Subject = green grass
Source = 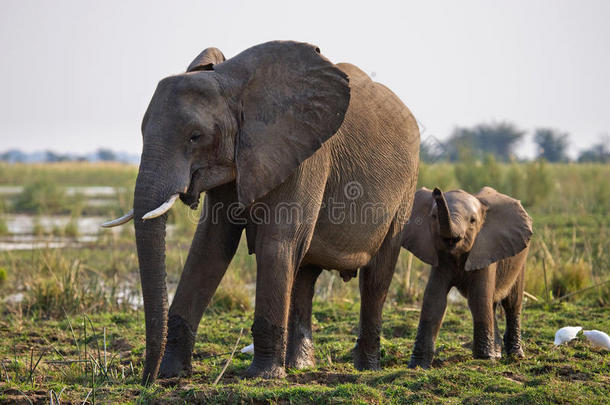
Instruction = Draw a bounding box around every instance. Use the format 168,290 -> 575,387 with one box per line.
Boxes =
0,161 -> 609,403
0,301 -> 608,404
0,162 -> 137,187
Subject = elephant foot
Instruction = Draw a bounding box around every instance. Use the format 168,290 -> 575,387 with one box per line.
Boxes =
473,325 -> 499,360
286,337 -> 315,369
159,315 -> 195,378
504,334 -> 524,358
408,350 -> 433,369
352,338 -> 380,371
245,362 -> 286,379
159,350 -> 191,378
473,350 -> 501,360
506,345 -> 525,358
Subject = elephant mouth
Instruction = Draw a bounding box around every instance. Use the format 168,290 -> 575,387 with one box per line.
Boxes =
179,168 -> 205,209
443,236 -> 462,249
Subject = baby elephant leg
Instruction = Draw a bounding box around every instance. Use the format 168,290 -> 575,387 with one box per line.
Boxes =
493,303 -> 503,357
468,268 -> 500,360
501,269 -> 525,357
408,267 -> 451,369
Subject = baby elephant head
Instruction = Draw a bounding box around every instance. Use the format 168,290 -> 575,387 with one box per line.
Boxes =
403,186 -> 532,270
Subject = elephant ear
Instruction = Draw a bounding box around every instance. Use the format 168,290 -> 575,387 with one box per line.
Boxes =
402,188 -> 438,266
187,47 -> 226,72
215,41 -> 350,205
465,187 -> 533,271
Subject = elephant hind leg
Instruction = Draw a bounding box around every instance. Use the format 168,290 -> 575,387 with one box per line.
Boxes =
286,264 -> 323,369
353,220 -> 402,371
493,303 -> 503,357
501,267 -> 525,357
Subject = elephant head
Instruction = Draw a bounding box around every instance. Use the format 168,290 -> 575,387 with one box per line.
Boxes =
402,186 -> 532,270
101,41 -> 350,384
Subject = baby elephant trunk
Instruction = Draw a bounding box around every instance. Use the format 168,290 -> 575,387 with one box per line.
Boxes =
433,187 -> 454,239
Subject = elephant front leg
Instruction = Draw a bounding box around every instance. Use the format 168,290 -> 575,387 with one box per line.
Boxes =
286,265 -> 322,369
246,241 -> 298,379
160,188 -> 243,378
408,267 -> 451,369
468,267 -> 499,360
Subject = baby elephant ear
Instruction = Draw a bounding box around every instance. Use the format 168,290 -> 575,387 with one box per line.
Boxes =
465,187 -> 533,271
187,47 -> 226,72
402,188 -> 438,266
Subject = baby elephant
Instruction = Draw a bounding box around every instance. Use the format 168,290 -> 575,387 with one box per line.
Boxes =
402,187 -> 533,368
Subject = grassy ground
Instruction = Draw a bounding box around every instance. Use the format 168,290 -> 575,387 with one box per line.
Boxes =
0,162 -> 609,403
0,300 -> 608,404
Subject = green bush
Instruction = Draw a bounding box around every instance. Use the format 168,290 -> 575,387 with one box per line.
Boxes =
454,154 -> 502,193
523,160 -> 553,208
64,217 -> 79,238
13,180 -> 68,214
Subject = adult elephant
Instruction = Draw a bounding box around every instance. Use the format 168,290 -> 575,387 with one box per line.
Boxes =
103,41 -> 420,384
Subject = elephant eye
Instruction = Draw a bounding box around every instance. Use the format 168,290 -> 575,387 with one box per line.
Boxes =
470,217 -> 476,224
189,133 -> 202,144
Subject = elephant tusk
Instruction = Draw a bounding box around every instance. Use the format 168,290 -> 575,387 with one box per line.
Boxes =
142,194 -> 180,220
100,209 -> 134,228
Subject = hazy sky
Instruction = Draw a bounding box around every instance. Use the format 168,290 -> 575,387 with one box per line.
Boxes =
1,0 -> 609,158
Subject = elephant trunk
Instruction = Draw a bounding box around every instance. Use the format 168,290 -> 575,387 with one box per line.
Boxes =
133,155 -> 185,385
433,188 -> 454,239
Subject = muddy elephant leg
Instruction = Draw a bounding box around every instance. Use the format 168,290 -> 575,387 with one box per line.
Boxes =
493,303 -> 503,357
408,267 -> 451,369
502,268 -> 525,357
467,267 -> 499,360
246,237 -> 305,379
286,264 -> 323,369
353,223 -> 402,371
160,187 -> 244,378
246,211 -> 320,378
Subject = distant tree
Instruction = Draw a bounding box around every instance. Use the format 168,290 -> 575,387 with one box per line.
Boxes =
578,134 -> 610,163
443,122 -> 525,162
534,128 -> 570,162
96,148 -> 117,161
44,151 -> 69,162
0,149 -> 27,163
419,135 -> 444,163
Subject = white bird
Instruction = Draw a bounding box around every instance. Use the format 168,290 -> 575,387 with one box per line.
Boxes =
582,330 -> 610,350
240,343 -> 254,355
554,326 -> 582,345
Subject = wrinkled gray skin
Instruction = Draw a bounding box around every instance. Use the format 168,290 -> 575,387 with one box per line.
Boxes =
402,187 -> 532,368
133,41 -> 419,384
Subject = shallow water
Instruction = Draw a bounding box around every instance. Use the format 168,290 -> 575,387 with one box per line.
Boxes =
0,234 -> 98,251
0,214 -> 116,251
5,214 -> 108,235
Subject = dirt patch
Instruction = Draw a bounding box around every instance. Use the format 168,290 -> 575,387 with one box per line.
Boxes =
110,337 -> 133,351
286,370 -> 358,385
502,371 -> 527,384
557,365 -> 592,381
0,389 -> 47,405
